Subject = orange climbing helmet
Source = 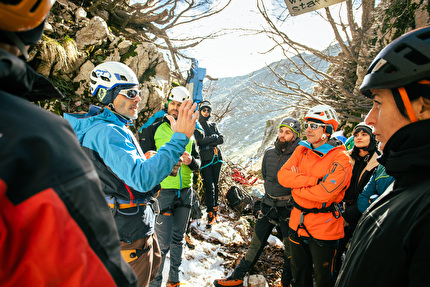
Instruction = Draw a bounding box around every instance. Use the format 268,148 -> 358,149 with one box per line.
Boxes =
0,0 -> 55,32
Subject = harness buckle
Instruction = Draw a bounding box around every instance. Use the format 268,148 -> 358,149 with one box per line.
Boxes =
333,203 -> 342,219
299,212 -> 305,227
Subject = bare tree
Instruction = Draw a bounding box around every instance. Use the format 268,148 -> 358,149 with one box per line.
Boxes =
203,79 -> 235,123
85,0 -> 232,83
255,0 -> 427,123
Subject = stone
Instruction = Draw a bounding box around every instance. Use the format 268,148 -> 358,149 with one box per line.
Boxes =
248,274 -> 269,287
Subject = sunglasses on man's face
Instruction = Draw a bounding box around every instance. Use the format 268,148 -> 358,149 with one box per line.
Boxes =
201,108 -> 211,113
304,123 -> 325,130
118,88 -> 141,100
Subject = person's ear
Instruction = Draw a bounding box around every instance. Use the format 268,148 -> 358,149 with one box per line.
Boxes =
414,96 -> 430,120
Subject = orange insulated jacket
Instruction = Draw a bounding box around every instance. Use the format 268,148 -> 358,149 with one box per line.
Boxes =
278,139 -> 352,240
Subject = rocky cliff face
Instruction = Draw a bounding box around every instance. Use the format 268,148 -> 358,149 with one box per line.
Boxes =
29,0 -> 171,129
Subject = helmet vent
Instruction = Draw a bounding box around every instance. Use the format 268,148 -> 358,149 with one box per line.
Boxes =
417,30 -> 430,41
6,0 -> 21,5
30,0 -> 42,13
405,49 -> 430,65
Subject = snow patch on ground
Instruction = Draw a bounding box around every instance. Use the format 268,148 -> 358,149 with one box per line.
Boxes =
157,207 -> 283,286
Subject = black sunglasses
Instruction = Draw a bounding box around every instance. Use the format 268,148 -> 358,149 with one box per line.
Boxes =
118,88 -> 141,99
304,123 -> 325,130
201,108 -> 211,113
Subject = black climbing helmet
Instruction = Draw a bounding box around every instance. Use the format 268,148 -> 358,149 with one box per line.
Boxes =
360,26 -> 430,97
278,117 -> 301,137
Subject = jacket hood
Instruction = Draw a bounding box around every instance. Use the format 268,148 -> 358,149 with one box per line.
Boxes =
0,49 -> 63,101
64,106 -> 126,144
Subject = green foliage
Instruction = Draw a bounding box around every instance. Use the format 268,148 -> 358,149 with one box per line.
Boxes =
247,218 -> 256,228
140,61 -> 158,83
343,122 -> 356,138
382,1 -> 422,39
47,76 -> 99,115
120,43 -> 138,62
86,41 -> 112,65
51,76 -> 77,98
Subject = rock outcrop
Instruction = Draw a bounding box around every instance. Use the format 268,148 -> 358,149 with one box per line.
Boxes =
29,0 -> 173,131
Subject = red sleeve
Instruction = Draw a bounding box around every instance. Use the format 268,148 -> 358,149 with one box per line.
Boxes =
0,181 -> 116,287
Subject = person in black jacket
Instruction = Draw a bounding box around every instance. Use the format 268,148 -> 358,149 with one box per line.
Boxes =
194,101 -> 224,228
0,1 -> 136,285
334,122 -> 379,277
335,26 -> 430,287
214,117 -> 301,287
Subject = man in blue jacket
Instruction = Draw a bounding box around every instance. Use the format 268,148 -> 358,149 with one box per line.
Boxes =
65,62 -> 198,287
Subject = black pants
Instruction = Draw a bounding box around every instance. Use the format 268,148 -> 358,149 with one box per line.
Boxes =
232,202 -> 293,286
200,160 -> 222,213
334,224 -> 355,279
289,230 -> 338,287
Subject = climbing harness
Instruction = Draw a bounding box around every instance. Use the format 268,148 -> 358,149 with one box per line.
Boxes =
200,147 -> 225,170
258,194 -> 293,225
106,196 -> 153,216
159,188 -> 193,216
293,201 -> 342,239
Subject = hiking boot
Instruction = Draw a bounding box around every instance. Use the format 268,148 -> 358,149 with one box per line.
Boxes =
185,234 -> 195,249
167,281 -> 185,287
213,277 -> 243,287
206,211 -> 216,229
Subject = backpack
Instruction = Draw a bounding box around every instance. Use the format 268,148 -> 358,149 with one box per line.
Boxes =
226,186 -> 251,213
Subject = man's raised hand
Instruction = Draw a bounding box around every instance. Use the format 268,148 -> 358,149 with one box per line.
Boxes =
170,99 -> 198,138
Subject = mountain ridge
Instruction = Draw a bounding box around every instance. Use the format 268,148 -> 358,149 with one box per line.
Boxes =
204,51 -> 331,168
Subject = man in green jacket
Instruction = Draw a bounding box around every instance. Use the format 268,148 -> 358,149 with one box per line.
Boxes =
139,86 -> 200,287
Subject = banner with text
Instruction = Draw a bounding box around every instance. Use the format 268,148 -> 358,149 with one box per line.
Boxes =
284,0 -> 346,16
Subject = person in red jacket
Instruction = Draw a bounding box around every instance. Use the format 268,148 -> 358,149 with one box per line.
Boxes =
0,0 -> 136,286
278,105 -> 352,287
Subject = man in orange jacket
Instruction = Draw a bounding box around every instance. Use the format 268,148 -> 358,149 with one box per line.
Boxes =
278,105 -> 352,287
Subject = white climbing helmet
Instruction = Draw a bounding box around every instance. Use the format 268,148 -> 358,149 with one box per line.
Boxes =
90,61 -> 139,105
305,105 -> 339,132
167,86 -> 191,103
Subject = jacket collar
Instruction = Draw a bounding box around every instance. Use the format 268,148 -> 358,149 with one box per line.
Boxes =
379,119 -> 430,180
299,137 -> 344,156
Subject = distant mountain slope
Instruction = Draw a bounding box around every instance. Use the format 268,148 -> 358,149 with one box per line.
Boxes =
204,52 -> 331,167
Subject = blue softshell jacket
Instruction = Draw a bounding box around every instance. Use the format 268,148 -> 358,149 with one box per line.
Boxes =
64,107 -> 189,241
